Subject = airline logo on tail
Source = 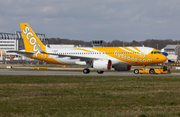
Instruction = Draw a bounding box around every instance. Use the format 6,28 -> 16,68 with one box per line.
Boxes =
20,23 -> 46,57
22,26 -> 40,57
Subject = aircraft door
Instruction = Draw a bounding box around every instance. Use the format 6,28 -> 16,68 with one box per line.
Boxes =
99,51 -> 104,57
102,51 -> 106,57
140,52 -> 145,58
140,48 -> 145,58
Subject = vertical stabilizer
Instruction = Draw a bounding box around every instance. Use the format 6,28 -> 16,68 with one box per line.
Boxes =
20,23 -> 46,57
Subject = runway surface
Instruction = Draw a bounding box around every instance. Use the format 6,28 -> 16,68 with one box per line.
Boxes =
0,69 -> 180,76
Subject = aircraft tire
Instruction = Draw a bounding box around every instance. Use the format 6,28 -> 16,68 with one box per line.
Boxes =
83,69 -> 90,74
97,71 -> 104,74
134,69 -> 139,74
149,69 -> 155,74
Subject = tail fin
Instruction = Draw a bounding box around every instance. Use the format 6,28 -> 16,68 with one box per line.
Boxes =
20,23 -> 46,57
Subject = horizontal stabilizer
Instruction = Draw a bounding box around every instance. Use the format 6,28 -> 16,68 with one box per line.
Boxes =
7,50 -> 34,56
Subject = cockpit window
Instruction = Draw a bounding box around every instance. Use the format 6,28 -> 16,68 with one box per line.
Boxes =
151,51 -> 161,54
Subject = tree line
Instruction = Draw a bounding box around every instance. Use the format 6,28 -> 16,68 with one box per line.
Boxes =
46,38 -> 180,50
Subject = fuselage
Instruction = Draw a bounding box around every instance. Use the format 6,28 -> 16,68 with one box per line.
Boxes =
27,46 -> 167,66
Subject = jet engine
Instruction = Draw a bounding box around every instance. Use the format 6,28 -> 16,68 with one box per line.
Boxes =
113,64 -> 131,71
93,60 -> 112,71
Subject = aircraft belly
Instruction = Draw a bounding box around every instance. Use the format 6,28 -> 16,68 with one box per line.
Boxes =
54,58 -> 77,65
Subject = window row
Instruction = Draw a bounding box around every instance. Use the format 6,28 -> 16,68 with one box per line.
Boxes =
53,52 -> 140,55
0,45 -> 14,46
0,48 -> 14,50
0,41 -> 15,43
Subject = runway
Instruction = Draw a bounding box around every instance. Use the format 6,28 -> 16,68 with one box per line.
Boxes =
0,69 -> 180,76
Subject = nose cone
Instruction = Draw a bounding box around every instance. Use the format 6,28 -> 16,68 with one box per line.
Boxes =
155,53 -> 167,64
160,54 -> 167,63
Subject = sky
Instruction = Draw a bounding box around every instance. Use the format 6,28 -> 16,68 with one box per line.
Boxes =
0,0 -> 180,42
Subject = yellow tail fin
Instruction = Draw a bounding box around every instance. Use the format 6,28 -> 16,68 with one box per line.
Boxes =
20,23 -> 46,57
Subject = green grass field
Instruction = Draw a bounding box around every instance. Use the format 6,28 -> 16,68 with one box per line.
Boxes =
0,75 -> 180,117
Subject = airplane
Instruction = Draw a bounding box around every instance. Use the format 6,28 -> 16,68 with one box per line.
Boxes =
8,23 -> 167,74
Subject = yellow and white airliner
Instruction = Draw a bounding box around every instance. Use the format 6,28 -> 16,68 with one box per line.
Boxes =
9,23 -> 167,74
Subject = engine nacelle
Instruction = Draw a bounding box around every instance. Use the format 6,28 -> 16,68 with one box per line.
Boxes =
113,64 -> 131,71
93,60 -> 112,71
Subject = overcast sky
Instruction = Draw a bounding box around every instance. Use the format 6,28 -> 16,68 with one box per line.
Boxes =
0,0 -> 180,42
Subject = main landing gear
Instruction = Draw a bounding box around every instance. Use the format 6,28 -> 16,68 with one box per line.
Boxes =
83,69 -> 90,74
97,71 -> 104,74
83,61 -> 104,74
83,61 -> 91,74
83,69 -> 104,74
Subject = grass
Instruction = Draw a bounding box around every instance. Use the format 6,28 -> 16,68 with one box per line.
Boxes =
0,75 -> 180,117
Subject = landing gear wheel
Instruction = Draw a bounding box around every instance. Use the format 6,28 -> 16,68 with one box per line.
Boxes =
134,69 -> 139,74
97,71 -> 104,74
83,69 -> 90,74
149,69 -> 155,74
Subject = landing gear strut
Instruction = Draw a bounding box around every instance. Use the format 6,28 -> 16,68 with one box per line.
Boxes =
83,61 -> 92,74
